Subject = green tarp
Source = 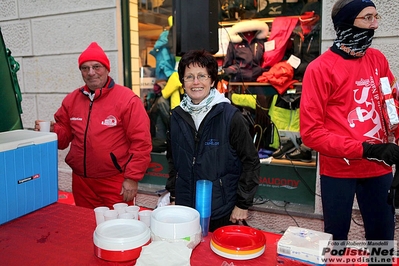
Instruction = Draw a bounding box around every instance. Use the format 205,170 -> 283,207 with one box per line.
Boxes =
0,27 -> 23,132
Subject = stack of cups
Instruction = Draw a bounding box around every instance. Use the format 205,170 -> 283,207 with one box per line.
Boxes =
195,180 -> 212,237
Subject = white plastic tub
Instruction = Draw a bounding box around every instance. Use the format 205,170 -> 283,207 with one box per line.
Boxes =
93,219 -> 151,262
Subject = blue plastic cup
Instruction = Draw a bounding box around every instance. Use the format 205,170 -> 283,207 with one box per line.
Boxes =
200,217 -> 210,237
195,180 -> 212,237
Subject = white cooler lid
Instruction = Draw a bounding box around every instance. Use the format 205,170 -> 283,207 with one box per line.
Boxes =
0,129 -> 57,152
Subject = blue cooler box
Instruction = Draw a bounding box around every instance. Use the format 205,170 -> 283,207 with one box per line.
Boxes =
0,130 -> 58,225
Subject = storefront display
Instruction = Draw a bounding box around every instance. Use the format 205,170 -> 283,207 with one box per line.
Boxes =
139,0 -> 323,209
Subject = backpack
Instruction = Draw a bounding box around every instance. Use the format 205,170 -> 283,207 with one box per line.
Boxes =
253,95 -> 275,151
268,94 -> 300,149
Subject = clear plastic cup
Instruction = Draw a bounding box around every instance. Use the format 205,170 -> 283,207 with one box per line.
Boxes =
113,203 -> 128,215
103,209 -> 118,221
94,206 -> 110,225
125,205 -> 140,220
138,210 -> 152,227
118,212 -> 134,219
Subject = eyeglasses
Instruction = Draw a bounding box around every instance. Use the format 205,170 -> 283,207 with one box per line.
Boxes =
355,14 -> 381,23
80,65 -> 105,73
183,74 -> 211,83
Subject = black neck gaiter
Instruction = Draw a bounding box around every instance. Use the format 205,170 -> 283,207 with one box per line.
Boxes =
331,25 -> 374,59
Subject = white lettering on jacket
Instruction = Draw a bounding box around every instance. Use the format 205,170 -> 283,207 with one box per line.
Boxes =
347,78 -> 383,142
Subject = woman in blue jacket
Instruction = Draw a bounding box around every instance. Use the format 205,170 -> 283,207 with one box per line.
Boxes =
166,50 -> 260,231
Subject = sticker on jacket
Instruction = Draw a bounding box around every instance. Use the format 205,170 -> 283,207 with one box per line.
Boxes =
101,115 -> 117,127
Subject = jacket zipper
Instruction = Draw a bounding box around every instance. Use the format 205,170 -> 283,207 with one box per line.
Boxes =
192,131 -> 199,205
219,178 -> 226,204
83,100 -> 94,177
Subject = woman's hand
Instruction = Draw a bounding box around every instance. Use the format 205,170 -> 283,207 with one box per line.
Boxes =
229,206 -> 248,223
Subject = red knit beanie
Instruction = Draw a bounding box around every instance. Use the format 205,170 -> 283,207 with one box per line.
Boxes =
78,42 -> 110,71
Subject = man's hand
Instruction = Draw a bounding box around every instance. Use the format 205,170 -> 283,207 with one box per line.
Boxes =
34,120 -> 55,132
229,206 -> 248,224
120,179 -> 138,202
362,142 -> 399,166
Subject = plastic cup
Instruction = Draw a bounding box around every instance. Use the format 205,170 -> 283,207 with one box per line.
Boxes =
103,210 -> 118,221
195,180 -> 212,217
125,205 -> 140,220
200,217 -> 210,237
39,121 -> 51,132
94,206 -> 109,225
195,180 -> 212,237
113,203 -> 128,215
138,210 -> 152,227
118,212 -> 134,219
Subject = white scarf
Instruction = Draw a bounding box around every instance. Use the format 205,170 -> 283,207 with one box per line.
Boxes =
180,88 -> 231,130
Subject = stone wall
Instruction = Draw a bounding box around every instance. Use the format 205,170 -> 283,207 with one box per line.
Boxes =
0,0 -> 124,128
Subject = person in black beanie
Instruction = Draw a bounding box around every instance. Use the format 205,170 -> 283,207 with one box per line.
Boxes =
300,0 -> 397,260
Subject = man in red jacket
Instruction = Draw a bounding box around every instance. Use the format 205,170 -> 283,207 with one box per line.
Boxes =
35,42 -> 152,208
300,0 -> 399,258
300,0 -> 398,256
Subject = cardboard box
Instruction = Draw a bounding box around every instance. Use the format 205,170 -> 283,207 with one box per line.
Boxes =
0,130 -> 58,225
277,226 -> 332,265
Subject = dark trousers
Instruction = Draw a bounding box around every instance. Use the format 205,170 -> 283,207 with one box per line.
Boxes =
321,173 -> 395,241
209,213 -> 235,232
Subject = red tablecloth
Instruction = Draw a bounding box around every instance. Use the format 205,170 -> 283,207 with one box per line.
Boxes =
0,203 -> 396,266
0,203 -> 283,266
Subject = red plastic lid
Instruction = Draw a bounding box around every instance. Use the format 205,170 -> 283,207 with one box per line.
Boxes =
211,225 -> 266,251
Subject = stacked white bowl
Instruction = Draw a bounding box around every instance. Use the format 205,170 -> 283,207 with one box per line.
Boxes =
150,205 -> 202,249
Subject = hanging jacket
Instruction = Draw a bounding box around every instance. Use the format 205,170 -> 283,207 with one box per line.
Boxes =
291,2 -> 321,81
222,20 -> 269,82
261,16 -> 299,69
168,102 -> 260,220
150,30 -> 176,80
54,77 -> 152,180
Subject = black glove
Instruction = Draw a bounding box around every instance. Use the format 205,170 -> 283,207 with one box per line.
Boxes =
388,169 -> 399,208
362,142 -> 399,166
